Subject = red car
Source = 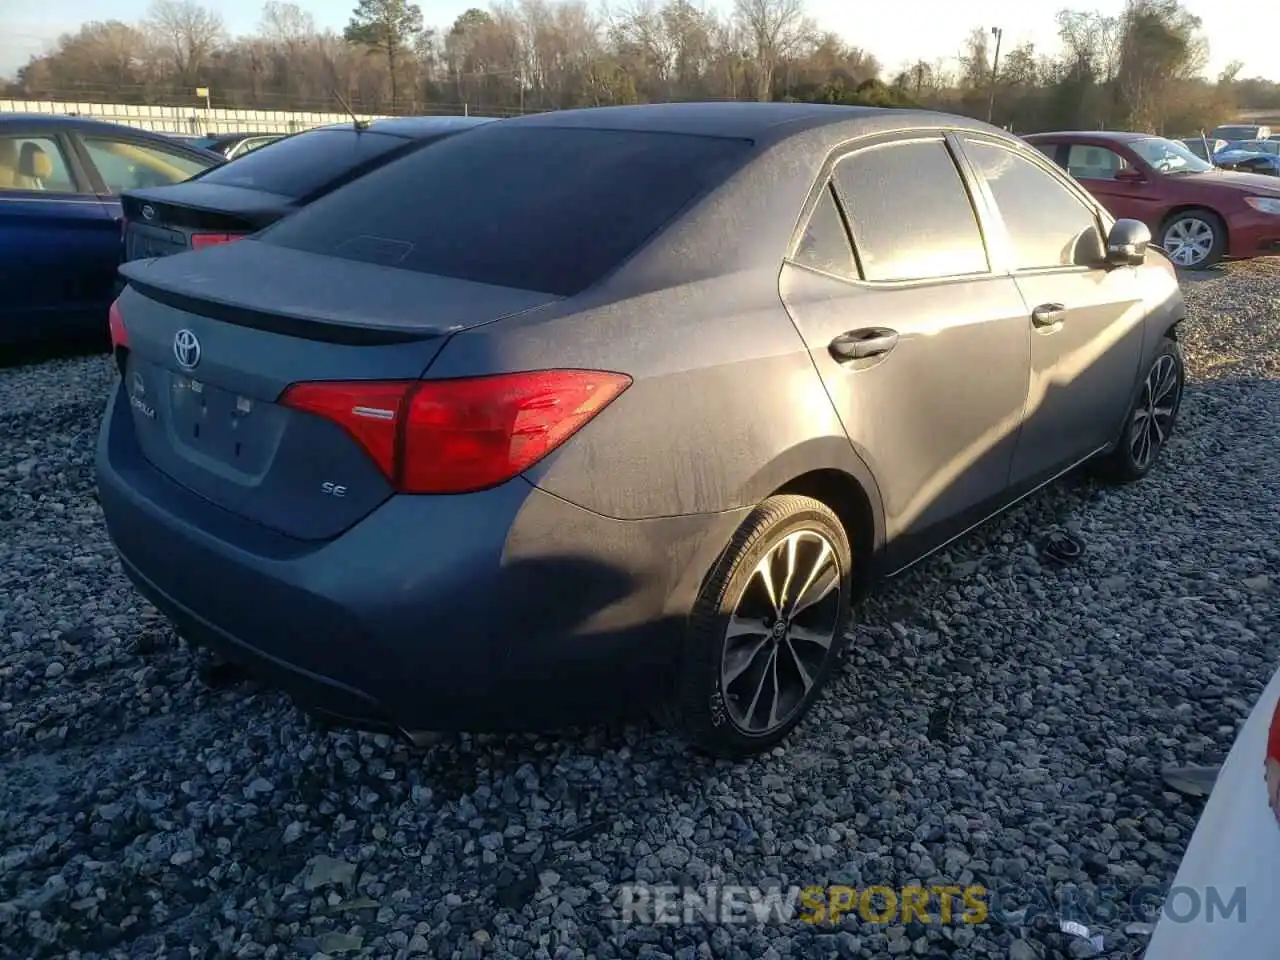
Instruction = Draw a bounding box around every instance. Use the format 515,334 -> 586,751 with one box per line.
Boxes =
1024,130 -> 1280,269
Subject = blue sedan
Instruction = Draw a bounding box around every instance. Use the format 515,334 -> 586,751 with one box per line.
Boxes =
1212,139 -> 1280,176
0,115 -> 221,347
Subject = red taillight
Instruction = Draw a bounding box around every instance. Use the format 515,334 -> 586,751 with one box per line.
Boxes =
280,370 -> 632,494
108,298 -> 128,351
191,233 -> 243,250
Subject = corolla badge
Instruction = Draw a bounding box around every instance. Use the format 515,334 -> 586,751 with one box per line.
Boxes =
173,329 -> 201,370
140,204 -> 156,220
129,371 -> 155,419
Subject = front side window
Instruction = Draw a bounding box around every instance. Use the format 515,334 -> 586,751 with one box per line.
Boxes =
965,139 -> 1103,272
0,135 -> 78,193
82,137 -> 210,192
831,138 -> 988,283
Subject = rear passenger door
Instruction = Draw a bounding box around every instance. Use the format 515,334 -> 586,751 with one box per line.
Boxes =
957,135 -> 1145,487
0,128 -> 114,336
778,133 -> 1032,569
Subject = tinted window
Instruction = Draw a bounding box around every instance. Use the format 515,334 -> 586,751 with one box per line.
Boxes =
831,138 -> 987,283
965,139 -> 1102,271
82,136 -> 210,192
0,135 -> 78,193
1065,143 -> 1130,180
197,129 -> 413,199
261,126 -> 752,297
792,185 -> 856,278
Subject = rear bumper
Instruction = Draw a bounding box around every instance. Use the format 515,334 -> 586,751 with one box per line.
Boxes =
95,380 -> 744,732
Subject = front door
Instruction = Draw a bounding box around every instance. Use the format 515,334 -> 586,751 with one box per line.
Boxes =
1062,141 -> 1166,229
778,135 -> 1032,569
959,136 -> 1146,489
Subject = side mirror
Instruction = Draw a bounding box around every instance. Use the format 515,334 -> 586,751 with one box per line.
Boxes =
1105,218 -> 1151,266
1114,167 -> 1146,183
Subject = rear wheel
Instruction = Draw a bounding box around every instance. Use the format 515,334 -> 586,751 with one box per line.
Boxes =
1160,209 -> 1226,270
670,495 -> 853,758
1096,338 -> 1185,483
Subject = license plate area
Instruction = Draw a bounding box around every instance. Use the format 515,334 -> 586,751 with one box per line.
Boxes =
169,373 -> 278,475
126,224 -> 187,260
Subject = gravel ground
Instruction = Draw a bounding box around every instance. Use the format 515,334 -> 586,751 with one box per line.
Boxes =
1,261 -> 1278,960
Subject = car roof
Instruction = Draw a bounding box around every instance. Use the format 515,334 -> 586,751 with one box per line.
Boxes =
497,101 -> 997,145
1,113 -> 186,136
1024,130 -> 1157,143
0,113 -> 222,153
313,115 -> 499,138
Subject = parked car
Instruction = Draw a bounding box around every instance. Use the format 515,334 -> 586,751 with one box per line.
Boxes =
1180,136 -> 1228,161
187,131 -> 284,160
1213,139 -> 1280,177
0,114 -> 221,346
1143,661 -> 1280,958
99,102 -> 1186,756
1211,123 -> 1272,141
1026,130 -> 1280,269
121,116 -> 496,262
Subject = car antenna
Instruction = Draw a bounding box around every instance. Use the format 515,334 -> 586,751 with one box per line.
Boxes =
332,87 -> 370,132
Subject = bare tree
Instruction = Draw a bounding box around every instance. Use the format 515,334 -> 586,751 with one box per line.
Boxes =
733,0 -> 811,101
143,0 -> 224,88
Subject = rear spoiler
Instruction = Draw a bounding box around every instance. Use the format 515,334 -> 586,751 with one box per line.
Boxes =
118,265 -> 441,346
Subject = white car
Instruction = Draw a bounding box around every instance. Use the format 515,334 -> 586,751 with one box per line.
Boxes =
1144,662 -> 1280,958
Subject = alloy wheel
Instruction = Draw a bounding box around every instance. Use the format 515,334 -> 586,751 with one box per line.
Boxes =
1129,353 -> 1181,470
720,529 -> 843,734
1162,217 -> 1215,268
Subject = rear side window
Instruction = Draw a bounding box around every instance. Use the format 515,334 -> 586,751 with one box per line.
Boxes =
197,129 -> 412,199
792,185 -> 857,279
831,139 -> 988,283
260,126 -> 753,297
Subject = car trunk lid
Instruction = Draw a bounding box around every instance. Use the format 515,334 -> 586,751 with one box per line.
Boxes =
115,241 -> 562,540
122,184 -> 294,260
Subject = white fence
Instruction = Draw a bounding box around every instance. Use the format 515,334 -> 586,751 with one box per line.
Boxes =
0,99 -> 392,135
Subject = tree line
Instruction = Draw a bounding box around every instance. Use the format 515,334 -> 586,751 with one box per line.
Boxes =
6,0 -> 1280,135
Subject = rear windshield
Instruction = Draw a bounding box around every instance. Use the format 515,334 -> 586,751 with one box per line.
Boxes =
258,126 -> 753,297
196,128 -> 413,200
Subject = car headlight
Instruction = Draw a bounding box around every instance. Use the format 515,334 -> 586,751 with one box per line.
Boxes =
1245,196 -> 1280,215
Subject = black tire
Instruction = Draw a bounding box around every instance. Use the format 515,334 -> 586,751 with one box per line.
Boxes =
1160,208 -> 1226,270
669,494 -> 853,758
1095,338 -> 1185,483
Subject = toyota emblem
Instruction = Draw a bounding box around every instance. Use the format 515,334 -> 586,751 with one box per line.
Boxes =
173,329 -> 201,370
141,204 -> 156,221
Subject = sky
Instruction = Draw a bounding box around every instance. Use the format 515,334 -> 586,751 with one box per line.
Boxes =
1,0 -> 1274,84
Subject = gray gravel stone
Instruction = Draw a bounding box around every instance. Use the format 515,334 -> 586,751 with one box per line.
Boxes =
2,261 -> 1279,959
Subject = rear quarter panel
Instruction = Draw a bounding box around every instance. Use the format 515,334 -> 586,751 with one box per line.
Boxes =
425,269 -> 878,526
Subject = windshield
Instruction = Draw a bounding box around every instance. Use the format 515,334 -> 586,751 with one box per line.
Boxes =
195,128 -> 413,199
1130,137 -> 1213,174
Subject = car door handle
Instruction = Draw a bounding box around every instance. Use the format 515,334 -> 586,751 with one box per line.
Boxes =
829,328 -> 899,362
1031,303 -> 1066,328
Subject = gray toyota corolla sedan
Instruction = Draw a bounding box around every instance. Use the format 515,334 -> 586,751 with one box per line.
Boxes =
97,102 -> 1186,757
